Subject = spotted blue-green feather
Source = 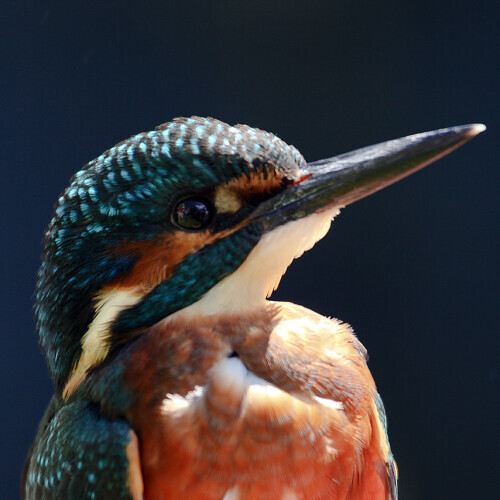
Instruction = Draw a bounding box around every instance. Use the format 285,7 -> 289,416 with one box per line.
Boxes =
23,397 -> 133,500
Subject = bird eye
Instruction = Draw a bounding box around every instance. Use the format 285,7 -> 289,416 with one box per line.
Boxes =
172,197 -> 214,230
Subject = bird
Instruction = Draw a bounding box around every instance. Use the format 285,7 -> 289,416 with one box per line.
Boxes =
23,117 -> 484,499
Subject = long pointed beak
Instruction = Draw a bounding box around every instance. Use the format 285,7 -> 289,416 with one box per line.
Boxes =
252,124 -> 485,228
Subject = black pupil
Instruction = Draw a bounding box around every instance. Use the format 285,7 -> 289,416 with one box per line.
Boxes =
173,198 -> 212,229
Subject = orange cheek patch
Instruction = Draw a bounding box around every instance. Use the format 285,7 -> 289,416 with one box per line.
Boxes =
107,219 -> 247,292
215,170 -> 287,213
109,231 -> 212,291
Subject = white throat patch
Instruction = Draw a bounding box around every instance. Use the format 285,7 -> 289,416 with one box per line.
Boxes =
173,207 -> 340,318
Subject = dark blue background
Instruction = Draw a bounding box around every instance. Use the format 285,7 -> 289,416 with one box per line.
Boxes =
2,1 -> 498,498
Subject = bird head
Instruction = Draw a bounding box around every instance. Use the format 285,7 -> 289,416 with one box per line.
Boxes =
35,116 -> 484,394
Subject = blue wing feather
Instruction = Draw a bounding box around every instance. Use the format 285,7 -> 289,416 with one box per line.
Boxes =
23,396 -> 133,499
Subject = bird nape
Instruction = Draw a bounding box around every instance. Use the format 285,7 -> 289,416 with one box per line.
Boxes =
23,117 -> 484,499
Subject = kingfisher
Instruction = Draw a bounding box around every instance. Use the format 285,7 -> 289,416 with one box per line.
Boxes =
23,117 -> 484,499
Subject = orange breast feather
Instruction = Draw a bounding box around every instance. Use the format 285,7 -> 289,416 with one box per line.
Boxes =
123,302 -> 395,499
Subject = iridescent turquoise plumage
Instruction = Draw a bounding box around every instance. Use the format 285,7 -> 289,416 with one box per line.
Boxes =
23,396 -> 132,499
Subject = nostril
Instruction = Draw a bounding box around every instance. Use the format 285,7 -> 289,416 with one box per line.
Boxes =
228,351 -> 239,358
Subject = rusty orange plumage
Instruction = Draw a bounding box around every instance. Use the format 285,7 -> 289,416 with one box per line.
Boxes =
122,303 -> 394,499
